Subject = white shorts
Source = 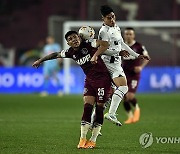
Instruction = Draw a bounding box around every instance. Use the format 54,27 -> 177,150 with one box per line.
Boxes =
102,60 -> 126,79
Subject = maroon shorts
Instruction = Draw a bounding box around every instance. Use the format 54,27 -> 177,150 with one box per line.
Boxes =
126,73 -> 140,93
83,75 -> 111,104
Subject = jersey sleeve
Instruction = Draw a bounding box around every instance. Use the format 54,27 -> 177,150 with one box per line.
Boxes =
59,49 -> 69,58
98,29 -> 109,41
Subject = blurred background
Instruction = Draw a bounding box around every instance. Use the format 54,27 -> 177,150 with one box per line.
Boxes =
0,0 -> 180,94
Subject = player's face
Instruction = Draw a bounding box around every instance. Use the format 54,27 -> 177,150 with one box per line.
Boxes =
124,30 -> 135,43
67,34 -> 81,48
103,12 -> 116,27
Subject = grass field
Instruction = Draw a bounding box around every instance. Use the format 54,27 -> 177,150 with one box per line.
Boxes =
0,93 -> 180,154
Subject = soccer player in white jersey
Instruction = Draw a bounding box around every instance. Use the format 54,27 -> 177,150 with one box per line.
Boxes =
97,5 -> 150,126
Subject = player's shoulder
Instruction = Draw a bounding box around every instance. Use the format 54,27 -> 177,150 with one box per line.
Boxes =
61,47 -> 76,58
134,41 -> 142,46
133,41 -> 148,54
133,41 -> 145,49
115,24 -> 121,30
99,24 -> 109,33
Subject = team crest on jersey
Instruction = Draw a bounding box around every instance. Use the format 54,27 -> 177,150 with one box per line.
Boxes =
81,48 -> 88,54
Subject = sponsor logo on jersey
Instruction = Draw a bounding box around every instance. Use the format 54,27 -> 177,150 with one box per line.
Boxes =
76,54 -> 91,65
81,48 -> 88,54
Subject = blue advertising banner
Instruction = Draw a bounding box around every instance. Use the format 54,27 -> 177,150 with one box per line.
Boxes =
0,66 -> 85,94
0,67 -> 180,94
138,67 -> 180,93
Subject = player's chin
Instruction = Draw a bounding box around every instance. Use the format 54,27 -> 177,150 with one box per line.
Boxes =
73,43 -> 80,48
111,22 -> 115,26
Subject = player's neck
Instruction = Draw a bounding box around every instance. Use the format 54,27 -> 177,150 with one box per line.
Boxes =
104,23 -> 115,27
73,47 -> 79,51
126,40 -> 136,46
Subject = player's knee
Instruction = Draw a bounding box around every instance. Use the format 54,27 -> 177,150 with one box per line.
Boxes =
117,86 -> 128,95
83,96 -> 95,105
124,86 -> 128,94
97,102 -> 104,107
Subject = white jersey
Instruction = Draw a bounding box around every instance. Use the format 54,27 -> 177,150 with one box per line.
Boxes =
99,24 -> 122,56
99,24 -> 139,63
98,24 -> 139,79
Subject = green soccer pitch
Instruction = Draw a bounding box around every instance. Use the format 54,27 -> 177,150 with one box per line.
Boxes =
0,93 -> 180,154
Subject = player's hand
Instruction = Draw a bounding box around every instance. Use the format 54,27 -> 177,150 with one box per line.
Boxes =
90,55 -> 98,64
138,55 -> 151,60
32,59 -> 41,68
119,50 -> 130,58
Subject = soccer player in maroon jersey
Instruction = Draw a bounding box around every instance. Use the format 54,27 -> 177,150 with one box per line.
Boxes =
32,31 -> 112,149
122,27 -> 150,124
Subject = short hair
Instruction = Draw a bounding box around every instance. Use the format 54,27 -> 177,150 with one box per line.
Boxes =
125,27 -> 135,31
100,5 -> 114,17
65,31 -> 78,40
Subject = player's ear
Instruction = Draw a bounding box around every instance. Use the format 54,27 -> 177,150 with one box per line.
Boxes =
102,15 -> 104,20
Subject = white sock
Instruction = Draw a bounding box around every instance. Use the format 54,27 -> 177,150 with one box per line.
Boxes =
89,124 -> 102,142
127,111 -> 133,118
80,122 -> 91,139
109,86 -> 128,115
135,104 -> 140,110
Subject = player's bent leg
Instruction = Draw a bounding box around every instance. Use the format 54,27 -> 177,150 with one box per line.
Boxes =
105,77 -> 128,126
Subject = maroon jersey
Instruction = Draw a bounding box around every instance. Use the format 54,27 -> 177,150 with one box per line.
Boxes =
61,41 -> 111,103
61,41 -> 110,80
123,41 -> 146,76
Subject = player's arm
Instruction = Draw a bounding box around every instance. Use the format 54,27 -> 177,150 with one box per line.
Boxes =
90,39 -> 109,64
32,51 -> 62,68
121,40 -> 150,60
121,40 -> 139,58
99,30 -> 130,57
94,39 -> 109,55
134,48 -> 150,73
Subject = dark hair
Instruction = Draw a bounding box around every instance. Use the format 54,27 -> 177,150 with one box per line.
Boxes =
65,31 -> 78,40
100,5 -> 114,17
125,27 -> 135,31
